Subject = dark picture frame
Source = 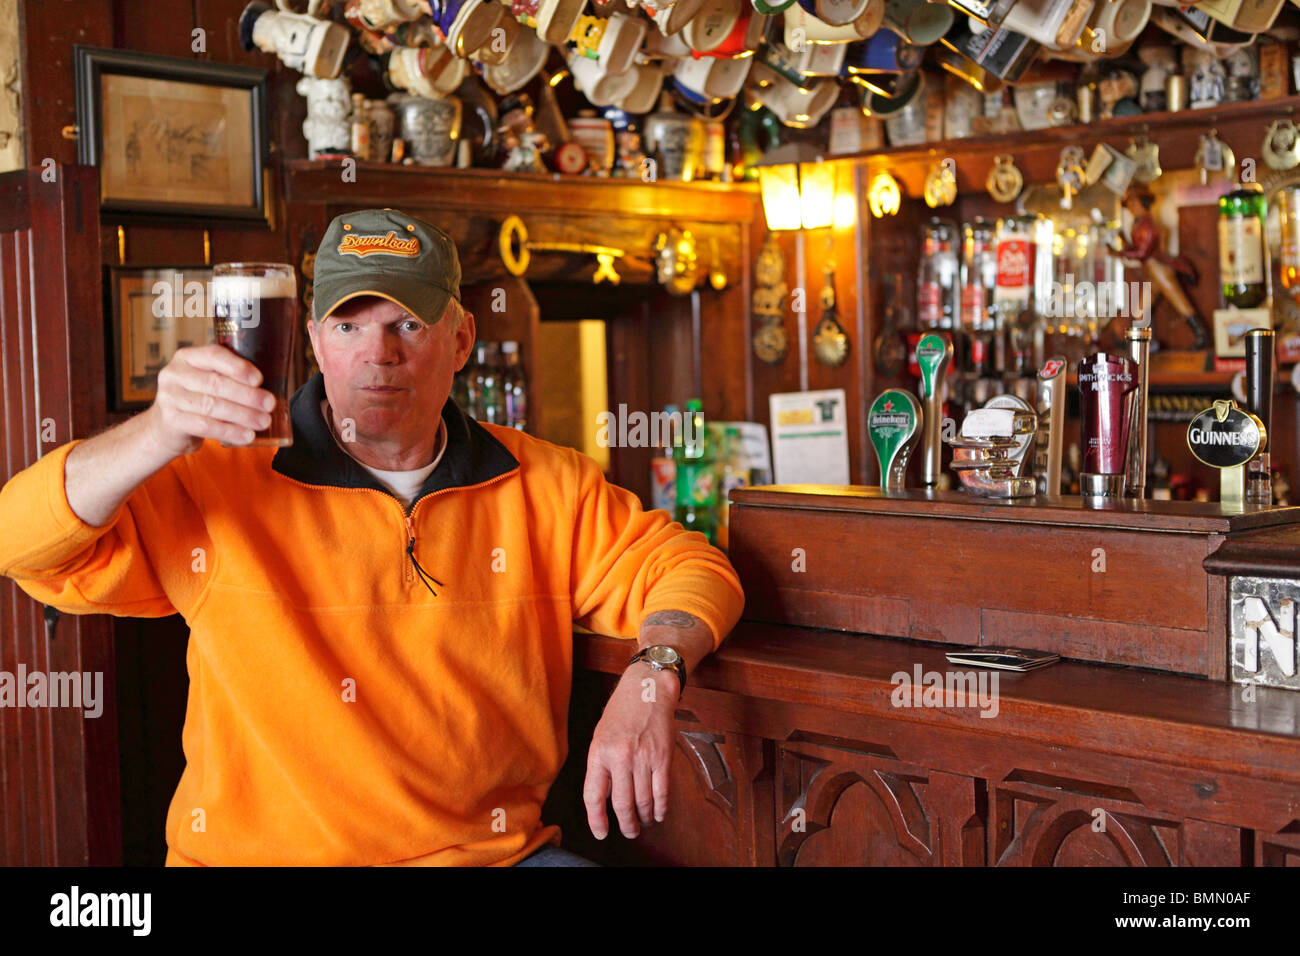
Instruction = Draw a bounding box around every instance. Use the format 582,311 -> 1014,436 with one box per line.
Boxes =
107,265 -> 215,411
74,46 -> 269,223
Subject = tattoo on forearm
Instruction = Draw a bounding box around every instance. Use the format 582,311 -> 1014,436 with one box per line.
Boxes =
641,610 -> 701,630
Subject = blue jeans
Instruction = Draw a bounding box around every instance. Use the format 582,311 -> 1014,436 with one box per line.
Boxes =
514,845 -> 600,867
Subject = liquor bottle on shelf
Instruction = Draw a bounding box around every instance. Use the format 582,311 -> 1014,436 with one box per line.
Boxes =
468,342 -> 507,425
1218,181 -> 1269,309
961,218 -> 998,379
995,214 -> 1035,374
649,404 -> 679,514
673,399 -> 716,543
715,425 -> 750,552
452,365 -> 470,415
500,341 -> 528,431
1278,184 -> 1300,296
918,219 -> 959,331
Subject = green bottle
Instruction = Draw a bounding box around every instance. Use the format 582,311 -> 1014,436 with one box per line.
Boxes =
673,399 -> 716,542
1219,182 -> 1268,309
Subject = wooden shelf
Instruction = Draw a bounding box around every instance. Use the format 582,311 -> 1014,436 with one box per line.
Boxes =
832,94 -> 1300,196
835,94 -> 1300,167
284,159 -> 760,224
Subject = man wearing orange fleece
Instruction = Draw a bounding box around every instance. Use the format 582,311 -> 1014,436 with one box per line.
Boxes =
0,208 -> 744,866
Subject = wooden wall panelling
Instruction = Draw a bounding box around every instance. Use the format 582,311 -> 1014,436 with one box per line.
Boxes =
18,0 -> 113,165
605,299 -> 654,502
746,221 -> 802,456
0,166 -> 120,864
697,224 -> 752,424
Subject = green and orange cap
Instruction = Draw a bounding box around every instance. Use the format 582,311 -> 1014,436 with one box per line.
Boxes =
312,208 -> 461,325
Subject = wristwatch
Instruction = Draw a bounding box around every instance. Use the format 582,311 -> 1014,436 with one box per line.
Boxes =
628,644 -> 686,694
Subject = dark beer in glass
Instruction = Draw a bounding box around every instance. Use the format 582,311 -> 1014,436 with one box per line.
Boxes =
212,262 -> 296,447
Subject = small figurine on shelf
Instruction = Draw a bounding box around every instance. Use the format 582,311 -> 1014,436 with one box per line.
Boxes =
1099,68 -> 1140,119
497,94 -> 549,174
1137,44 -> 1177,112
608,109 -> 645,178
1112,186 -> 1208,350
1273,468 -> 1291,506
297,75 -> 352,159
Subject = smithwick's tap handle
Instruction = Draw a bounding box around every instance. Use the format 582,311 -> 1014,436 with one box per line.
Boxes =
1124,327 -> 1151,501
869,388 -> 923,493
1035,356 -> 1067,498
915,333 -> 953,488
1245,328 -> 1276,505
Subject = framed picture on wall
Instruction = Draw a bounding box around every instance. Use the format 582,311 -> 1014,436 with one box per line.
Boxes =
73,46 -> 269,223
107,266 -> 215,411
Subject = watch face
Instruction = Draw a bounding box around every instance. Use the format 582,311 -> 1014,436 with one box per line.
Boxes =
648,645 -> 680,666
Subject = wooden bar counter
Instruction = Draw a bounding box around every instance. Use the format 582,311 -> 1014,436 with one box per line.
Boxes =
549,487 -> 1300,867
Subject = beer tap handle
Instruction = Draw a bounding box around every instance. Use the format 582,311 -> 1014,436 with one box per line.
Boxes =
1245,328 -> 1275,505
916,333 -> 953,488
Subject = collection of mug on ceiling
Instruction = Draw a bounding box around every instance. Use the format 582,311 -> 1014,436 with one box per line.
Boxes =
242,0 -> 1299,180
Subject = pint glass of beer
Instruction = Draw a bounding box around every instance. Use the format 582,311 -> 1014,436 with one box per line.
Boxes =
212,262 -> 297,447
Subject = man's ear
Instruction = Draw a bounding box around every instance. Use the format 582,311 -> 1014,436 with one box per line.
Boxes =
306,318 -> 320,368
455,310 -> 476,371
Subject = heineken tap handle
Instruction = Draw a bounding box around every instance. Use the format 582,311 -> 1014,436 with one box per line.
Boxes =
869,389 -> 923,492
915,333 -> 953,488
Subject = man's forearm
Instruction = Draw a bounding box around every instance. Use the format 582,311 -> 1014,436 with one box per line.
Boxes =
64,410 -> 178,527
638,610 -> 714,670
630,609 -> 716,697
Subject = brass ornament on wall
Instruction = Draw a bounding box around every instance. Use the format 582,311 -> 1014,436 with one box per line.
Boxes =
923,160 -> 957,209
1126,136 -> 1162,184
751,233 -> 788,365
812,264 -> 849,368
986,154 -> 1023,204
1263,120 -> 1300,171
1196,128 -> 1235,184
653,227 -> 697,295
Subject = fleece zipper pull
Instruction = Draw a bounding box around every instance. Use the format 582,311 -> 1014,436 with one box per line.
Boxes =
404,513 -> 444,597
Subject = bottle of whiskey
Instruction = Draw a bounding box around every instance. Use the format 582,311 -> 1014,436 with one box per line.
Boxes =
1219,181 -> 1268,308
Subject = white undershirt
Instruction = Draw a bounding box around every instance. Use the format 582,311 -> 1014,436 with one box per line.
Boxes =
321,399 -> 446,509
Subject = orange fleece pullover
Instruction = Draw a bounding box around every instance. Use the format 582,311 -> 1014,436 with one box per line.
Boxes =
0,373 -> 744,865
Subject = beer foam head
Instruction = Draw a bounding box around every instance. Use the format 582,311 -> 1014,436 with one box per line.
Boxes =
213,272 -> 296,301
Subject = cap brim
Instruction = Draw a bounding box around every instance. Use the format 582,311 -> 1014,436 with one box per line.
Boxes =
314,275 -> 453,327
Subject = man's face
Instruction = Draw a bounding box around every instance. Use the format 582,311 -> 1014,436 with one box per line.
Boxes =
307,295 -> 475,446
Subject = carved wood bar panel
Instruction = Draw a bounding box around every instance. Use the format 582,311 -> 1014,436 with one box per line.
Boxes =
561,625 -> 1300,867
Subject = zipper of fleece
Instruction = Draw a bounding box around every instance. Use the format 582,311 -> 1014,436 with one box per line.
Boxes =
402,470 -> 517,596
275,469 -> 520,598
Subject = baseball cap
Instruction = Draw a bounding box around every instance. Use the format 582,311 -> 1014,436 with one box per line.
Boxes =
312,208 -> 461,326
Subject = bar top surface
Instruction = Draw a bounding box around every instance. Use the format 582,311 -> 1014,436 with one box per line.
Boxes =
576,622 -> 1300,785
731,485 -> 1300,534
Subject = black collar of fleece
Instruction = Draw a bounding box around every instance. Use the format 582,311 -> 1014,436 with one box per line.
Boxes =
272,371 -> 519,502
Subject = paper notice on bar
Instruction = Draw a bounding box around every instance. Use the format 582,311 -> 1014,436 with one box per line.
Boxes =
769,389 -> 850,485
